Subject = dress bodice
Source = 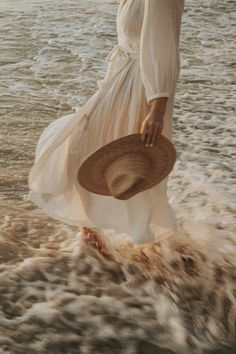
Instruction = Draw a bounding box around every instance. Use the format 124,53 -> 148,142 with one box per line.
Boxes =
117,0 -> 145,53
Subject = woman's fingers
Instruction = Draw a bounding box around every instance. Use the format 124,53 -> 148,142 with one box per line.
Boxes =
149,121 -> 164,146
140,118 -> 164,146
141,122 -> 156,146
145,129 -> 152,146
150,123 -> 159,146
145,122 -> 154,146
158,120 -> 164,139
154,120 -> 164,145
141,120 -> 151,145
140,121 -> 148,142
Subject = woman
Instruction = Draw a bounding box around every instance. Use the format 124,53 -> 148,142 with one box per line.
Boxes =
28,0 -> 185,251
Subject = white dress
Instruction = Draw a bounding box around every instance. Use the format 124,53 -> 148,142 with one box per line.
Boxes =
28,0 -> 185,244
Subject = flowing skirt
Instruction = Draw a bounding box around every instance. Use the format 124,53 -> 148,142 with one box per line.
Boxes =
28,49 -> 178,244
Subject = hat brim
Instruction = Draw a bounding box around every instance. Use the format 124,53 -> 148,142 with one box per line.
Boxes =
77,133 -> 176,197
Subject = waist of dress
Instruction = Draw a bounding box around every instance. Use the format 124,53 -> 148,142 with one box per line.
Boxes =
106,44 -> 139,62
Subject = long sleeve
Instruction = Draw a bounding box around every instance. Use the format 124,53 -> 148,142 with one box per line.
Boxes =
140,0 -> 185,105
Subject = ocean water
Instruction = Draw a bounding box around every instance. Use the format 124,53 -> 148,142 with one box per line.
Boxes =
0,0 -> 235,353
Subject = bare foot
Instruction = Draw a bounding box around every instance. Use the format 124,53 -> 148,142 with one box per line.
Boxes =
81,227 -> 115,262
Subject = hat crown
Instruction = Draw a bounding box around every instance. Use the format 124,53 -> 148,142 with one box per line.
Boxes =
78,133 -> 176,200
104,152 -> 151,200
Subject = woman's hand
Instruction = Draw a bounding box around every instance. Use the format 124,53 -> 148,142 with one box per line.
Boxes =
140,97 -> 168,146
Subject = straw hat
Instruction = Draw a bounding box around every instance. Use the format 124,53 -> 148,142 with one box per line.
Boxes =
78,133 -> 176,200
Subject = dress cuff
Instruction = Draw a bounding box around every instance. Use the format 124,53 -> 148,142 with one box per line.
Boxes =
147,92 -> 170,105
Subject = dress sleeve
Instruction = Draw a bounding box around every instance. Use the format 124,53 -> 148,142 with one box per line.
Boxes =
140,0 -> 185,105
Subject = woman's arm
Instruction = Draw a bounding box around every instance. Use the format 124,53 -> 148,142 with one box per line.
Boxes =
139,0 -> 184,146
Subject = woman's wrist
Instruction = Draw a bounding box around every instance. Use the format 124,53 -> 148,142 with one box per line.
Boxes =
149,97 -> 168,115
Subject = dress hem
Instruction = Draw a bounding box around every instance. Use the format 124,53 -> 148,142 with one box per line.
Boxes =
27,191 -> 177,245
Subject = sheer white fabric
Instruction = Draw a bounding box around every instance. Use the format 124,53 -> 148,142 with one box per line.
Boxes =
28,0 -> 184,244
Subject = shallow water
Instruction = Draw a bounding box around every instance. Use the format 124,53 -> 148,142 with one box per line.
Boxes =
0,0 -> 235,353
